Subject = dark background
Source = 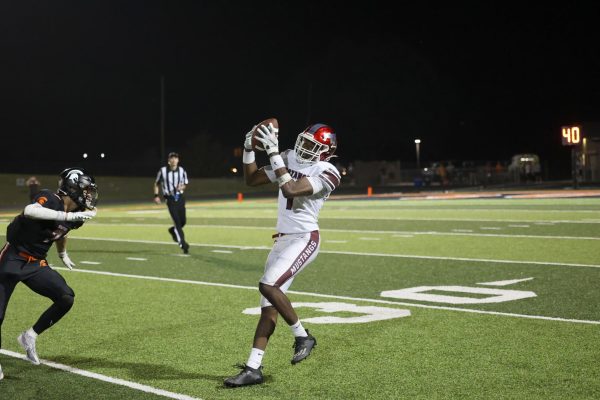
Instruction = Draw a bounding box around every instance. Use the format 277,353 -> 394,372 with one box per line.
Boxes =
1,1 -> 598,177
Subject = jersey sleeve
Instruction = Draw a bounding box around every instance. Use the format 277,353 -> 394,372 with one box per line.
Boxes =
33,190 -> 62,211
155,169 -> 163,184
312,165 -> 341,195
182,168 -> 189,184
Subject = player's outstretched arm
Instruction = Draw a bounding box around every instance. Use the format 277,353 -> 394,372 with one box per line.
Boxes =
24,203 -> 96,222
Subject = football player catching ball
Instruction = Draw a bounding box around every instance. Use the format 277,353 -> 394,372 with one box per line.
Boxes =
224,123 -> 341,387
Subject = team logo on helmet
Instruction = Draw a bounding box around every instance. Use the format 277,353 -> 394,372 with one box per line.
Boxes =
66,169 -> 84,184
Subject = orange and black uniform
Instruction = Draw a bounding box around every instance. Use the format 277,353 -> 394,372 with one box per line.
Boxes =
0,190 -> 83,348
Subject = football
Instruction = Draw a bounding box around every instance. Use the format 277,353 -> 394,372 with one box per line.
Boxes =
251,118 -> 279,151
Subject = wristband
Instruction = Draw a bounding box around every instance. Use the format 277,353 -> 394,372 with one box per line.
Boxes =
242,150 -> 256,164
269,154 -> 285,171
277,173 -> 292,187
154,194 -> 160,198
58,251 -> 67,258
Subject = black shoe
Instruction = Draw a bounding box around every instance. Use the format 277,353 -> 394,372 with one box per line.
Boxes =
224,364 -> 264,388
168,227 -> 177,242
291,330 -> 317,365
180,242 -> 189,254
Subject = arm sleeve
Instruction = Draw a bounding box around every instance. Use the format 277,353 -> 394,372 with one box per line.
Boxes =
24,203 -> 67,221
155,169 -> 163,184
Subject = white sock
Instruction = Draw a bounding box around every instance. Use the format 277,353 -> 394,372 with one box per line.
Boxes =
246,348 -> 264,370
26,328 -> 38,339
290,320 -> 308,338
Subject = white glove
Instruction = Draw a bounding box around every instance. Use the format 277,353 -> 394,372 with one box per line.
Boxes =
244,126 -> 256,150
255,123 -> 279,155
58,251 -> 76,270
66,208 -> 97,222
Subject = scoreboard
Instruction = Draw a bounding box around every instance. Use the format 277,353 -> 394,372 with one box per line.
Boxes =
561,126 -> 582,146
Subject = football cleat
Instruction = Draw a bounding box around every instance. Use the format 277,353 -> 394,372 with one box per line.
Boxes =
168,227 -> 177,242
224,364 -> 264,388
181,241 -> 189,254
291,330 -> 317,365
17,331 -> 40,365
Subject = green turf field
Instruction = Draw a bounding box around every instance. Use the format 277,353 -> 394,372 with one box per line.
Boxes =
0,196 -> 599,399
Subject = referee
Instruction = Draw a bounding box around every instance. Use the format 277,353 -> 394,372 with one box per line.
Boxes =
154,152 -> 190,254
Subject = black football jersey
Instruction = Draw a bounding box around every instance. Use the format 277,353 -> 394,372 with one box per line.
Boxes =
6,190 -> 84,259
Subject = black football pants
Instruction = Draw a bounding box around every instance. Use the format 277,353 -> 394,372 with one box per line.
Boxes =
0,244 -> 75,348
166,195 -> 187,245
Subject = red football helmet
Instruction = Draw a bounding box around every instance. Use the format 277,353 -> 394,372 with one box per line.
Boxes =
294,123 -> 337,164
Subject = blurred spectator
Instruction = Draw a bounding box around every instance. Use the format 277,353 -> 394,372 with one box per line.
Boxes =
26,176 -> 41,202
495,161 -> 504,175
446,161 -> 455,185
437,162 -> 448,188
485,161 -> 493,186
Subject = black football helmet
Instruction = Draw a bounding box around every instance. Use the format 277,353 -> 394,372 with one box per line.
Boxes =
58,168 -> 98,210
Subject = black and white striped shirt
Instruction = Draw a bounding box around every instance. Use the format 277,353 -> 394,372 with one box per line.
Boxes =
156,166 -> 189,196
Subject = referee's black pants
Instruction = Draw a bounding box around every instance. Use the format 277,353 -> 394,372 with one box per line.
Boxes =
166,195 -> 187,245
0,243 -> 75,349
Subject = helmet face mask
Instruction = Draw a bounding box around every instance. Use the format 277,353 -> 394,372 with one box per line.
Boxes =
294,124 -> 337,164
58,168 -> 98,210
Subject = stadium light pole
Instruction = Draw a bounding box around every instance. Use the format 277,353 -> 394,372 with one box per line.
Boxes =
414,139 -> 421,169
160,75 -> 166,161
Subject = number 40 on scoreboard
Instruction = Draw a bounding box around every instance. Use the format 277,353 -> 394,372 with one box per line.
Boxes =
562,126 -> 582,146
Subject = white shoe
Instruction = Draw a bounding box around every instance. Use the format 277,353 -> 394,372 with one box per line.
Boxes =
17,332 -> 41,365
0,363 -> 4,380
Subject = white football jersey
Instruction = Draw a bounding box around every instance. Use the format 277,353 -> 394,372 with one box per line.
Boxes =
264,149 -> 341,234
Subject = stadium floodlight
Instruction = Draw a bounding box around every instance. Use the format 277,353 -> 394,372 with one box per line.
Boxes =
414,139 -> 421,169
83,153 -> 88,159
100,153 -> 105,158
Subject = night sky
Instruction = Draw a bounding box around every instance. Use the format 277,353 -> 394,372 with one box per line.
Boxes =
1,1 -> 599,176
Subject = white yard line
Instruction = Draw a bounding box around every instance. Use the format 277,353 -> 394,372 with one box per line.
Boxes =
80,261 -> 102,265
51,267 -> 600,325
322,250 -> 600,269
211,250 -> 233,254
69,236 -> 600,269
127,257 -> 147,261
86,223 -> 600,241
0,349 -> 201,400
334,216 -> 600,223
477,277 -> 534,286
